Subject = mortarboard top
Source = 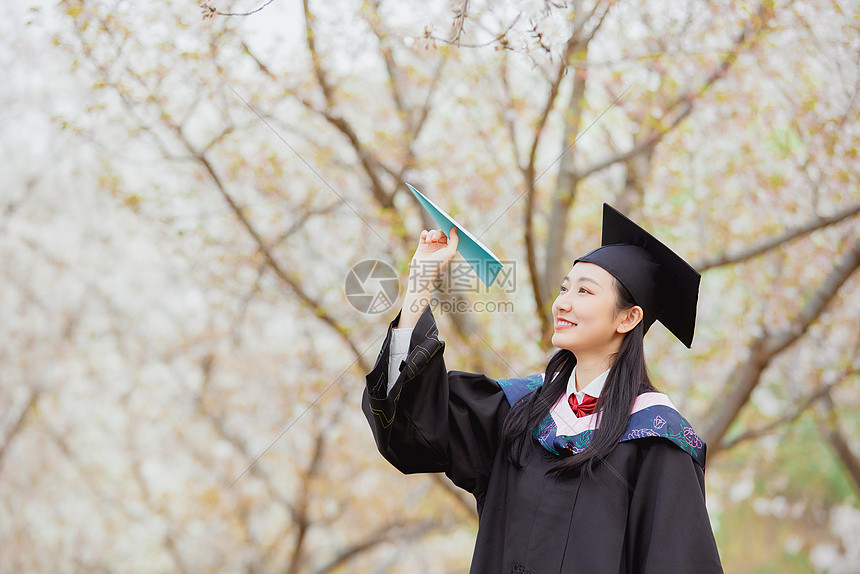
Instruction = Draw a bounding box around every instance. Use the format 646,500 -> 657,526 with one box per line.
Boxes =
574,204 -> 701,348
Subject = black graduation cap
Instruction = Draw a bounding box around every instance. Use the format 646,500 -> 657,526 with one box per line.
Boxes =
574,204 -> 701,348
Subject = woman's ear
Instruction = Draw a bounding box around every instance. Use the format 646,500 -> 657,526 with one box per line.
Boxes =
616,306 -> 644,334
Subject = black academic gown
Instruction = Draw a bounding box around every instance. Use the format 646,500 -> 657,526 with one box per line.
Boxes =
362,306 -> 723,574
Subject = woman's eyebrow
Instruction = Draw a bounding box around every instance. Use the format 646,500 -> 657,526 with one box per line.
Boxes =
561,275 -> 601,287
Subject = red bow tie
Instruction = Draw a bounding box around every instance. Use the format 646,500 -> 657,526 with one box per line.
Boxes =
568,393 -> 598,417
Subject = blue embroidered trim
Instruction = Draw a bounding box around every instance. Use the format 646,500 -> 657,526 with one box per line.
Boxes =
497,373 -> 543,406
495,375 -> 707,468
625,404 -> 706,467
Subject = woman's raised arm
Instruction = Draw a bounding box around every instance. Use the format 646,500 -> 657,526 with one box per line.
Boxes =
397,227 -> 459,329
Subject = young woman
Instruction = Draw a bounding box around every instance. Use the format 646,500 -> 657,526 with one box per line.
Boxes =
362,205 -> 723,573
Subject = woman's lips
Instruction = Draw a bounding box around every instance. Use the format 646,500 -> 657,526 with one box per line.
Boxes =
555,318 -> 576,330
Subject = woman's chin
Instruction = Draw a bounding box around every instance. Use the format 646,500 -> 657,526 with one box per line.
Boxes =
551,332 -> 575,350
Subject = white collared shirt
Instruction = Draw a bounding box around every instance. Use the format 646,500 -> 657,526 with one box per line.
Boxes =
566,366 -> 610,401
548,366 -> 610,433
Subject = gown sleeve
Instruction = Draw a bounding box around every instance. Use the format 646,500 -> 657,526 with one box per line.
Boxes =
625,437 -> 724,573
361,305 -> 510,500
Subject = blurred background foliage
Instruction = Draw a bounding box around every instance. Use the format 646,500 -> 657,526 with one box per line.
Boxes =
1,0 -> 858,572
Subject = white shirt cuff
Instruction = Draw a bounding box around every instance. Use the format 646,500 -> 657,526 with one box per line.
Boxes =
387,327 -> 413,395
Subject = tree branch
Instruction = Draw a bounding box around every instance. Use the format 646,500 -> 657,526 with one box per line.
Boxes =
425,12 -> 520,49
719,368 -> 859,450
696,203 -> 860,271
125,427 -> 192,574
575,127 -> 665,181
575,0 -> 776,182
542,26 -> 590,337
285,429 -> 327,574
200,0 -> 278,19
0,388 -> 40,476
312,518 -> 443,574
302,0 -> 393,209
449,0 -> 470,44
241,39 -> 277,80
383,51 -> 447,210
703,238 -> 860,454
819,392 -> 860,495
364,0 -> 406,117
497,56 -> 522,168
242,7 -> 434,242
123,86 -> 373,372
581,0 -> 613,42
520,44 -> 569,339
534,1 -> 778,344
195,151 -> 372,371
113,69 -> 369,370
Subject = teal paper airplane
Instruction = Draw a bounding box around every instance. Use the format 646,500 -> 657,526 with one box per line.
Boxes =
405,183 -> 505,288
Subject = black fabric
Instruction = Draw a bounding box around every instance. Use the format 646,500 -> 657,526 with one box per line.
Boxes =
362,307 -> 723,573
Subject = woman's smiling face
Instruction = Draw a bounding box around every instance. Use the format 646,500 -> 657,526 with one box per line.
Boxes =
551,262 -> 628,355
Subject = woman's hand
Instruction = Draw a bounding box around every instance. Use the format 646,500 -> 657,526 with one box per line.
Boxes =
397,227 -> 459,329
411,227 -> 460,269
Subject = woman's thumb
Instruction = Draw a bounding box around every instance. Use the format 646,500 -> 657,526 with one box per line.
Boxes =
448,226 -> 460,249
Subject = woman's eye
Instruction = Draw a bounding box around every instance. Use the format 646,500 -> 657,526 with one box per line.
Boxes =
559,285 -> 568,292
579,287 -> 590,294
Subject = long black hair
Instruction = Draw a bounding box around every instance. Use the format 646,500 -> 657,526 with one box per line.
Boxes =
501,277 -> 656,477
